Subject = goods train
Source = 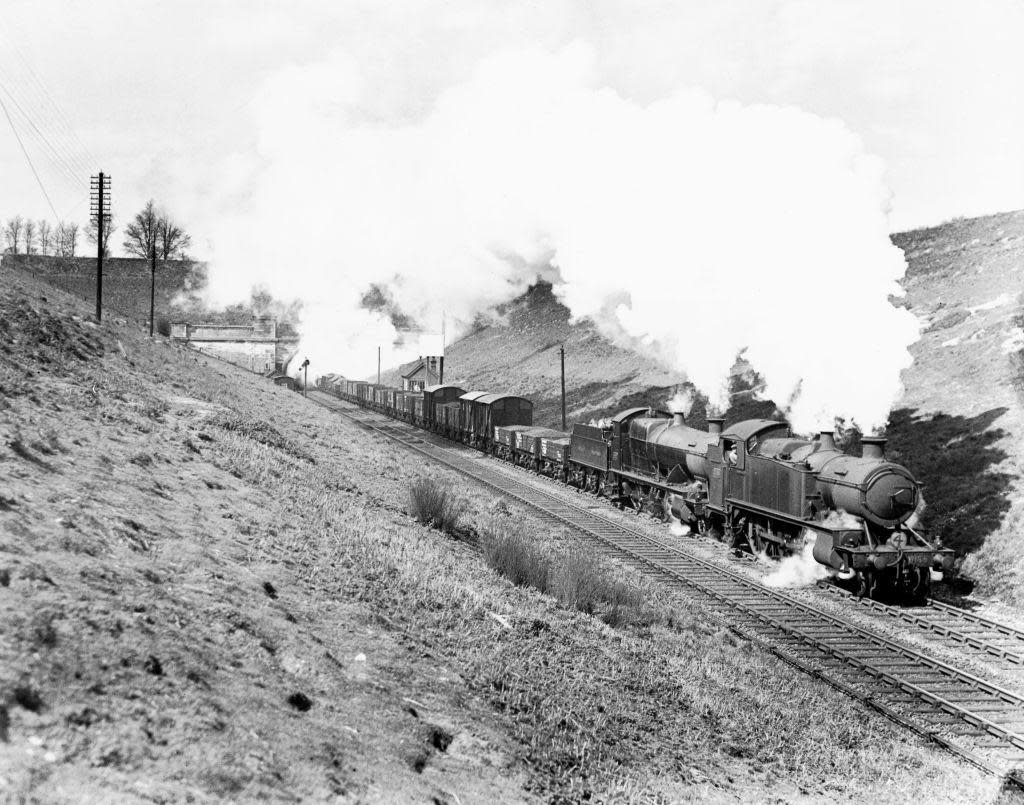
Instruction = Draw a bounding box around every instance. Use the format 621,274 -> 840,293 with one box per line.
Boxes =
315,374 -> 954,602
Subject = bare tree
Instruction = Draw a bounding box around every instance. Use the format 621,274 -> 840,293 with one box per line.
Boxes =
23,219 -> 36,255
37,220 -> 53,255
122,199 -> 160,257
123,200 -> 192,260
157,214 -> 191,260
86,213 -> 115,257
3,216 -> 23,254
56,221 -> 79,257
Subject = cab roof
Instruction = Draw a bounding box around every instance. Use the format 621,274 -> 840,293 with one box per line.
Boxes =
610,407 -> 670,425
721,419 -> 790,443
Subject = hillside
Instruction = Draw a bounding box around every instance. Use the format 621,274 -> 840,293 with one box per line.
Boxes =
0,263 -> 997,801
414,210 -> 1024,604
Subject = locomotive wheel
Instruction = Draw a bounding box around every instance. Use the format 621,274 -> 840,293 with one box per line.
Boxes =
856,569 -> 874,599
908,567 -> 930,606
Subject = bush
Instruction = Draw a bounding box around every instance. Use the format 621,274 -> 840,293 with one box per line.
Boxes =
481,519 -> 550,592
479,517 -> 650,627
408,477 -> 467,534
553,546 -> 647,627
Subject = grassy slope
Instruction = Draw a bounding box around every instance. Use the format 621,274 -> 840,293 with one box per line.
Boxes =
0,267 -> 1000,801
422,211 -> 1024,603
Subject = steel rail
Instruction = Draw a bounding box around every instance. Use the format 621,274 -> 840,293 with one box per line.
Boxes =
816,581 -> 1024,665
310,392 -> 1024,784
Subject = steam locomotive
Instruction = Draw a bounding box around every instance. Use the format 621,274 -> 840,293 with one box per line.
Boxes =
316,375 -> 954,602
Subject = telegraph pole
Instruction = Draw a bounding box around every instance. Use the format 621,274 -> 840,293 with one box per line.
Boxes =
89,172 -> 110,322
560,344 -> 567,430
301,358 -> 310,397
149,241 -> 157,337
377,346 -> 381,385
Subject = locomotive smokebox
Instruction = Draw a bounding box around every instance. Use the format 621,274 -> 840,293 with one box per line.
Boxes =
861,437 -> 887,459
706,417 -> 725,435
819,431 -> 836,451
672,412 -> 685,427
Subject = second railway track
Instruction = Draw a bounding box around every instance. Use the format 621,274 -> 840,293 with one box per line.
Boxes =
311,391 -> 1024,785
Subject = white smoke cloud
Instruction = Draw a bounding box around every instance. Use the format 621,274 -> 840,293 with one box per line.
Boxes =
763,531 -> 831,589
665,388 -> 696,416
205,43 -> 917,430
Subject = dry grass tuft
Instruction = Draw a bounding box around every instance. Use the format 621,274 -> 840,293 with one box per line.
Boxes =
480,518 -> 550,592
408,477 -> 468,535
208,410 -> 313,462
479,516 -> 651,627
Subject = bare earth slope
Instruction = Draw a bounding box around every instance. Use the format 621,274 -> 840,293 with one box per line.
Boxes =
0,267 -> 1003,801
426,212 -> 1024,604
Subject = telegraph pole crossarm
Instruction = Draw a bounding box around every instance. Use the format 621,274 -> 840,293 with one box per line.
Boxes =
89,172 -> 111,322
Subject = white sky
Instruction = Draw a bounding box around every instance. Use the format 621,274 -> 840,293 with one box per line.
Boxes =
1,0 -> 1023,255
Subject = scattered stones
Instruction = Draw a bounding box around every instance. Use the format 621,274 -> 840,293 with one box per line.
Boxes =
428,726 -> 453,753
13,683 -> 43,713
287,692 -> 313,712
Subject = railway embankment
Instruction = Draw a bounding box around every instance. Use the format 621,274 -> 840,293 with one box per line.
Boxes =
0,264 -> 1007,801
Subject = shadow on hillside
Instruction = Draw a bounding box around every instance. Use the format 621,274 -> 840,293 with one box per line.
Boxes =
885,407 -> 1012,556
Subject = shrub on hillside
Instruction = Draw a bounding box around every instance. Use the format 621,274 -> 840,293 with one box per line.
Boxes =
480,517 -> 650,627
552,546 -> 649,627
481,519 -> 550,592
408,477 -> 467,534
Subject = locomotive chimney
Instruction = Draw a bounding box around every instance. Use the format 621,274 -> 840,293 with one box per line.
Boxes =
672,412 -> 685,427
818,431 -> 836,451
861,436 -> 887,459
706,417 -> 725,435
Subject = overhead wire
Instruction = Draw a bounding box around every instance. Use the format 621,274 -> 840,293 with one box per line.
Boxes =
0,60 -> 88,182
0,18 -> 95,177
9,42 -> 97,169
0,18 -> 96,222
0,77 -> 86,189
0,92 -> 60,219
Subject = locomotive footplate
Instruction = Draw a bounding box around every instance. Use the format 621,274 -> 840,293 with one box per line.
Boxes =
834,545 -> 955,572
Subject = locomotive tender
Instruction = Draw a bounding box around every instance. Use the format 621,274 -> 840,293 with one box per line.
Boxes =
317,377 -> 953,601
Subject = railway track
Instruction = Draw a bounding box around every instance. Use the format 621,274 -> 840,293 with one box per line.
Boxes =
310,392 -> 1024,785
817,581 -> 1024,667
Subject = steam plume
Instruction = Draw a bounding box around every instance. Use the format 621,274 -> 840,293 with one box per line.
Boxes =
207,45 -> 917,431
763,531 -> 831,589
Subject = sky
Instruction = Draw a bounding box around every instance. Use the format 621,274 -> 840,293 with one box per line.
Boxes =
0,0 -> 1022,247
0,1 -> 1022,429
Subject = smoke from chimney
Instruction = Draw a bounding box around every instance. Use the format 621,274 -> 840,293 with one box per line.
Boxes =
205,45 -> 918,431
